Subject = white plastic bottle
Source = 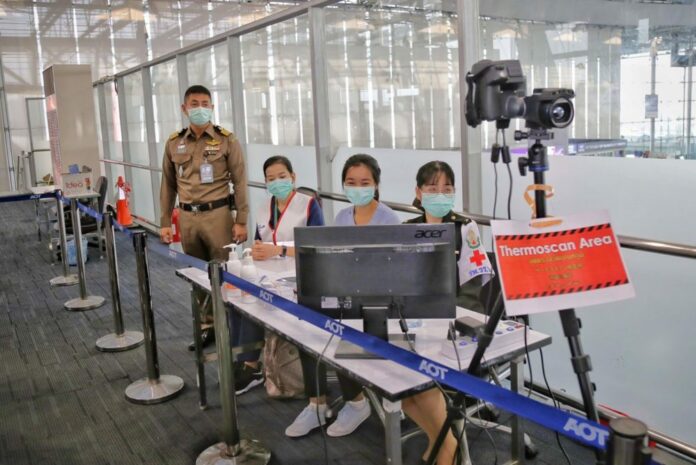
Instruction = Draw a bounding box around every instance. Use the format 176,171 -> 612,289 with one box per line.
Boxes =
223,243 -> 242,299
241,248 -> 258,304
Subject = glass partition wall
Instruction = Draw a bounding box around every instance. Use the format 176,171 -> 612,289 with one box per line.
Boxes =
92,0 -> 696,445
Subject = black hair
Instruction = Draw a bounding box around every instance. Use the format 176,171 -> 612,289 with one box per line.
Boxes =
341,153 -> 381,200
184,85 -> 212,102
416,160 -> 455,187
263,155 -> 294,177
413,161 -> 455,210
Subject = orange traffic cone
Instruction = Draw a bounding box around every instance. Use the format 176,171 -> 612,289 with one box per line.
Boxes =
116,176 -> 133,226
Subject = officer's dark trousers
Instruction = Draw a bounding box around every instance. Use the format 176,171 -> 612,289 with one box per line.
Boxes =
181,206 -> 263,361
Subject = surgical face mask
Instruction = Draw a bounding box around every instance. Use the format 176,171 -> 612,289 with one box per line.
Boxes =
187,107 -> 213,126
421,193 -> 455,218
267,178 -> 294,200
344,186 -> 375,206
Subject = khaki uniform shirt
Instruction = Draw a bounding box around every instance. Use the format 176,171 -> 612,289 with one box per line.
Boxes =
159,124 -> 248,227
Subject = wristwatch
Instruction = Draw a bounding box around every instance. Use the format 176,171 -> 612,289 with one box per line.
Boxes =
280,245 -> 288,258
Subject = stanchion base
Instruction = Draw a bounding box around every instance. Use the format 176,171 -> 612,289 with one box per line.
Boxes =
125,375 -> 184,405
196,440 -> 271,465
96,331 -> 145,352
50,274 -> 79,287
64,295 -> 106,311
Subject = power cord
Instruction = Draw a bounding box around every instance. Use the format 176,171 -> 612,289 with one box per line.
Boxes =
476,402 -> 500,465
398,308 -> 453,405
492,129 -> 501,222
448,322 -> 469,465
539,347 -> 573,465
500,129 -> 513,220
315,309 -> 343,465
523,323 -> 534,398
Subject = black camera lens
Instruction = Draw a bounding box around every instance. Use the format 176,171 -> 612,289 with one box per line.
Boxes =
547,98 -> 573,128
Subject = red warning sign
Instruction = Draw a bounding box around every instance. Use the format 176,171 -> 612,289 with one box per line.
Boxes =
491,211 -> 634,316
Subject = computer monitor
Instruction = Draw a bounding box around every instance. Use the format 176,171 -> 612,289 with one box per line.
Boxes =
294,224 -> 457,358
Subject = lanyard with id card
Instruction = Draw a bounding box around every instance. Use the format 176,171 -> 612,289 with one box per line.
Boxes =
201,140 -> 221,184
200,157 -> 214,184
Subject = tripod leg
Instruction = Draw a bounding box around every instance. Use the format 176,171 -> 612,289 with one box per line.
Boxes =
510,356 -> 526,465
559,309 -> 605,464
453,418 -> 472,465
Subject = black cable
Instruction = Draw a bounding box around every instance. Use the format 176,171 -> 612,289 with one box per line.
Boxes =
448,328 -> 468,465
523,323 -> 533,398
539,347 -> 573,465
492,129 -> 500,222
501,129 -> 513,220
475,401 -> 499,465
506,162 -> 513,220
493,163 -> 499,221
399,308 -> 452,404
315,309 -> 343,465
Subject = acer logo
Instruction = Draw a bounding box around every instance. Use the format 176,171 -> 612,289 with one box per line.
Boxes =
259,290 -> 274,304
324,320 -> 344,336
415,229 -> 446,239
418,360 -> 449,380
563,418 -> 609,447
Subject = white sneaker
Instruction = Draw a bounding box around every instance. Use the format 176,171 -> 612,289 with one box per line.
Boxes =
285,403 -> 327,438
326,398 -> 371,437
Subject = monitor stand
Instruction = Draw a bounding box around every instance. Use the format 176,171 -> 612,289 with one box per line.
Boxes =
335,305 -> 415,359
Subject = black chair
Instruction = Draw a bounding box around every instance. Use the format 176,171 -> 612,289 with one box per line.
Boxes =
296,186 -> 322,209
65,176 -> 108,235
479,251 -> 502,315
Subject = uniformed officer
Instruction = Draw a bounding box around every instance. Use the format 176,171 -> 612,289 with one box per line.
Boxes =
160,84 -> 249,347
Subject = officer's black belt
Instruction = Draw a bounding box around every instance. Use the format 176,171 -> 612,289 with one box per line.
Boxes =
179,197 -> 229,213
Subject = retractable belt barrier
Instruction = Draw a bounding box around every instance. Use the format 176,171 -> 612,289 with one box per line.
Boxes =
59,191 -> 660,460
0,191 -> 57,203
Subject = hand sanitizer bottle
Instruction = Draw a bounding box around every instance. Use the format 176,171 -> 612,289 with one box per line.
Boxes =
241,248 -> 258,304
223,243 -> 242,299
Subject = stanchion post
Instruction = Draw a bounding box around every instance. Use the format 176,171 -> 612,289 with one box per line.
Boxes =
95,211 -> 144,352
49,192 -> 78,287
196,261 -> 270,465
607,418 -> 653,465
64,197 -> 105,311
125,230 -> 184,404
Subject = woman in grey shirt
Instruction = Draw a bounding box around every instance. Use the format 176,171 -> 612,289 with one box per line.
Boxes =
334,154 -> 400,226
285,154 -> 398,440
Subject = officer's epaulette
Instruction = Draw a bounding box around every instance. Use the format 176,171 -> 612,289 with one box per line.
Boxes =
168,128 -> 186,140
213,125 -> 232,137
449,211 -> 472,225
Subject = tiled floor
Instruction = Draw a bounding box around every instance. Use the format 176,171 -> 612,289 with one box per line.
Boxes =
0,199 -> 594,465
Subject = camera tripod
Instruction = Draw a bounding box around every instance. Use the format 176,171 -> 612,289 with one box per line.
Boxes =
425,131 -> 604,465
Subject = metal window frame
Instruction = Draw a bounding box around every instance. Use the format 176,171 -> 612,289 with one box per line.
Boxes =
93,0 -> 483,230
116,75 -> 135,204
456,0 -> 482,214
176,53 -> 189,128
96,84 -> 113,199
141,66 -> 161,222
308,6 -> 334,219
0,55 -> 16,191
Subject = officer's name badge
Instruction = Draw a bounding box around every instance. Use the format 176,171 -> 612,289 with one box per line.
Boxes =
205,145 -> 220,151
176,144 -> 186,154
